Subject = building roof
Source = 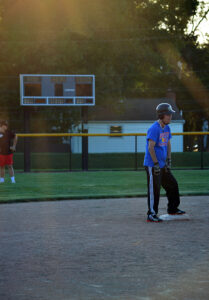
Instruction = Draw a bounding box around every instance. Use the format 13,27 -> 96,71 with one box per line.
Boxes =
88,98 -> 184,122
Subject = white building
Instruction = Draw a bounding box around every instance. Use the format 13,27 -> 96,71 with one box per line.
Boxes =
71,98 -> 185,153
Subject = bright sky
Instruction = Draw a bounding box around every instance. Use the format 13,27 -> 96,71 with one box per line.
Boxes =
187,0 -> 209,44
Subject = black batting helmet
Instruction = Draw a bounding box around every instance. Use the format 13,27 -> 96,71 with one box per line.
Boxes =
156,103 -> 175,119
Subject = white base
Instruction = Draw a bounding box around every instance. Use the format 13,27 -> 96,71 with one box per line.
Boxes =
159,214 -> 190,221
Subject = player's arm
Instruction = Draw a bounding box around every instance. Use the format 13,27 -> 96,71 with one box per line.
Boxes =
167,139 -> 171,159
166,139 -> 171,170
148,139 -> 160,175
148,139 -> 158,164
10,134 -> 18,152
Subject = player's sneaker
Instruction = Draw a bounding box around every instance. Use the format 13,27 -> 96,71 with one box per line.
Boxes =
168,209 -> 186,215
147,214 -> 163,222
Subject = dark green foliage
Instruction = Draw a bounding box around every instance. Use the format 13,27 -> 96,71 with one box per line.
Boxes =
0,0 -> 209,131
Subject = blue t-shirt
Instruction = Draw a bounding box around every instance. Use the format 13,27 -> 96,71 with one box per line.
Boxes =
144,121 -> 172,168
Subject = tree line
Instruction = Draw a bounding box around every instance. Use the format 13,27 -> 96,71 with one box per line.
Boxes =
0,0 -> 209,132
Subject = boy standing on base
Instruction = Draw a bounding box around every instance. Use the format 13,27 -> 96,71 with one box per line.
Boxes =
0,121 -> 18,183
144,103 -> 185,222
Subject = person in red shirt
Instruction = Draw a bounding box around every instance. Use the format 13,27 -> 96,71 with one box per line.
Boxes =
0,121 -> 18,183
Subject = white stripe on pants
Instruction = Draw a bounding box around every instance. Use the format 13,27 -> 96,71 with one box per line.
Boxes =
148,167 -> 155,214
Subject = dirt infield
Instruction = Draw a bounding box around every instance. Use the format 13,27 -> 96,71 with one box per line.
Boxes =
0,196 -> 209,300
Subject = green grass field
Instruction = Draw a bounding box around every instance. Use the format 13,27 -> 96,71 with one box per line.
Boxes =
1,170 -> 209,203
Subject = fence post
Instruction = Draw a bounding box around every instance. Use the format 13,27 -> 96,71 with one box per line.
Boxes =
69,136 -> 72,171
82,131 -> 88,171
201,134 -> 204,169
135,135 -> 138,171
23,107 -> 31,172
81,107 -> 88,171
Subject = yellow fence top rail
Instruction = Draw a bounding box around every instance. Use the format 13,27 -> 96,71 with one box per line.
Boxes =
16,132 -> 209,137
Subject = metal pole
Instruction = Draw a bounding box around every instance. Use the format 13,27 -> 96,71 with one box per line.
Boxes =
201,135 -> 204,169
135,135 -> 138,171
23,107 -> 31,172
69,136 -> 72,171
81,107 -> 88,171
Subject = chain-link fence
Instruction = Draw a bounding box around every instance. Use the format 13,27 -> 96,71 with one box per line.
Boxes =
14,132 -> 209,171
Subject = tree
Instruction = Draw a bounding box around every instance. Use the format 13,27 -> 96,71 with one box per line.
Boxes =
0,0 -> 209,132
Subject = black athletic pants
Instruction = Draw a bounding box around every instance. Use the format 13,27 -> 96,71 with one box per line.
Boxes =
145,166 -> 180,215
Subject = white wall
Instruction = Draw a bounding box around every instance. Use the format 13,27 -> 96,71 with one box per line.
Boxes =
169,123 -> 184,152
71,121 -> 184,153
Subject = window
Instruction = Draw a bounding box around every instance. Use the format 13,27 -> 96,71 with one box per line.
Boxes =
76,84 -> 93,96
55,83 -> 63,96
24,83 -> 42,96
110,126 -> 122,137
